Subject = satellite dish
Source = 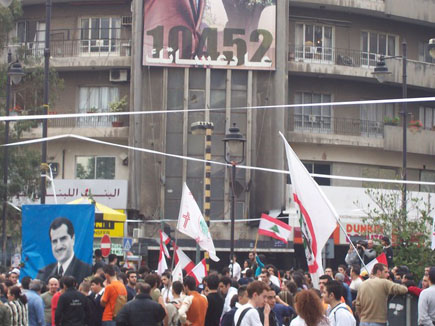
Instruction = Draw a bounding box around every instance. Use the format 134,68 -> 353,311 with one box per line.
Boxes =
0,0 -> 13,7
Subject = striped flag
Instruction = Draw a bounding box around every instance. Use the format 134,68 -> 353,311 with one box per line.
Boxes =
174,245 -> 195,275
188,259 -> 207,286
157,236 -> 168,275
361,253 -> 388,275
280,132 -> 337,288
258,213 -> 292,244
159,230 -> 171,258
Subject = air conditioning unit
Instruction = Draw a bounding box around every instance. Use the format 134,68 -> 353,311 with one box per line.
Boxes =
122,16 -> 132,26
133,228 -> 143,238
110,69 -> 128,82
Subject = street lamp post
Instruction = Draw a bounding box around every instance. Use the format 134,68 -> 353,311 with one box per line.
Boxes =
2,54 -> 25,267
372,41 -> 407,213
190,121 -> 214,266
222,123 -> 245,278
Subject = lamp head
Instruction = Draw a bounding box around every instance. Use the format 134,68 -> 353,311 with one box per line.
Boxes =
8,61 -> 25,85
222,123 -> 246,164
372,56 -> 391,83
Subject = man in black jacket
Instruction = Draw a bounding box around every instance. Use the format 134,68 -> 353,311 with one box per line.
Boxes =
115,282 -> 166,326
55,276 -> 90,326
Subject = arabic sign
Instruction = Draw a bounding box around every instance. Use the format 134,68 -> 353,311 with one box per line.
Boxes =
94,220 -> 124,238
21,205 -> 94,282
46,180 -> 127,208
143,0 -> 276,70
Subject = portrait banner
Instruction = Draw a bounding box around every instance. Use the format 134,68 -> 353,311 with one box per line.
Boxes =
143,0 -> 276,70
21,204 -> 94,284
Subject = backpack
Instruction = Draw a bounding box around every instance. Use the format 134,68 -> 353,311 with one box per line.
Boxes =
112,285 -> 127,319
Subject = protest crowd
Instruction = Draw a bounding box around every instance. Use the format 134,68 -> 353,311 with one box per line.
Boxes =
0,243 -> 434,326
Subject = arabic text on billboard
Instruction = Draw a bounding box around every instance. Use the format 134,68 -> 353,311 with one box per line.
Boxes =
143,0 -> 276,70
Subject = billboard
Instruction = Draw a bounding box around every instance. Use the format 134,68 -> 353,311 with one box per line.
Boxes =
143,0 -> 276,70
21,204 -> 94,284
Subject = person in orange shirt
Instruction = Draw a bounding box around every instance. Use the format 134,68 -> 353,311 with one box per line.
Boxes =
101,265 -> 127,326
179,276 -> 208,326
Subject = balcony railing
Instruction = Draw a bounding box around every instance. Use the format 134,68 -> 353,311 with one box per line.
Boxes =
289,44 -> 388,68
290,115 -> 384,138
47,114 -> 129,128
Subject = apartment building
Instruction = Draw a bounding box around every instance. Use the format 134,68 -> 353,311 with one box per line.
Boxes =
4,0 -> 435,269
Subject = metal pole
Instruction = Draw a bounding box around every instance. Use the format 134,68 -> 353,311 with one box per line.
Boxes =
230,162 -> 236,278
2,52 -> 12,267
203,127 -> 212,271
401,41 -> 407,214
41,0 -> 52,204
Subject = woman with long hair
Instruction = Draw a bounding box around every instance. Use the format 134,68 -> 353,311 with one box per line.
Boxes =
5,286 -> 28,326
290,290 -> 329,326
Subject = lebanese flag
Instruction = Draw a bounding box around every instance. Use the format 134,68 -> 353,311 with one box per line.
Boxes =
188,259 -> 207,286
174,244 -> 195,275
157,238 -> 168,275
361,253 -> 388,275
258,213 -> 292,244
176,183 -> 219,262
159,230 -> 171,259
280,132 -> 337,289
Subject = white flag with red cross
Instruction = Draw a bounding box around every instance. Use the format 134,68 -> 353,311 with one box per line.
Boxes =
176,183 -> 219,262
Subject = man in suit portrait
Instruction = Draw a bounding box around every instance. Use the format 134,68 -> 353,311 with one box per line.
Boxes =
37,217 -> 92,284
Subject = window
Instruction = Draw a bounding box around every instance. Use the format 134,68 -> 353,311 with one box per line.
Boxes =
360,103 -> 395,136
420,170 -> 435,193
362,166 -> 399,189
78,87 -> 119,127
361,31 -> 397,67
80,17 -> 121,54
76,156 -> 115,179
16,21 -> 45,56
294,92 -> 332,132
419,107 -> 435,130
295,23 -> 333,62
418,41 -> 435,64
302,162 -> 331,186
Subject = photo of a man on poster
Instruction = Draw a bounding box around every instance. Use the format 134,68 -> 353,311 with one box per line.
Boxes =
36,217 -> 92,284
21,204 -> 94,285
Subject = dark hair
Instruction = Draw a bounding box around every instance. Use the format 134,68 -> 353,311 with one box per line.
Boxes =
135,282 -> 151,294
243,260 -> 251,268
108,254 -> 117,263
246,281 -> 268,298
278,290 -> 294,307
285,281 -> 297,295
118,273 -> 128,285
319,274 -> 332,282
295,290 -> 326,326
0,283 -> 6,296
63,276 -> 76,289
49,217 -> 74,240
9,286 -> 27,304
325,280 -> 343,301
79,280 -> 91,293
265,264 -> 277,275
221,267 -> 230,276
351,265 -> 361,275
372,263 -> 386,275
161,272 -> 171,279
292,271 -> 306,289
206,274 -> 219,290
245,269 -> 253,278
94,249 -> 102,258
29,279 -> 42,292
260,270 -> 270,278
172,281 -> 183,295
238,285 -> 247,297
230,294 -> 238,308
144,274 -> 158,288
428,267 -> 435,284
183,276 -> 196,291
381,236 -> 390,245
21,276 -> 31,290
103,264 -> 116,277
91,276 -> 104,286
220,276 -> 232,287
127,270 -> 137,278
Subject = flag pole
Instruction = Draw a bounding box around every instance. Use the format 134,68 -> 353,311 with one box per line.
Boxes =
254,232 -> 259,252
170,227 -> 180,276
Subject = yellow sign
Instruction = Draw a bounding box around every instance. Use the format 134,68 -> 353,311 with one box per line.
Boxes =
94,221 -> 124,238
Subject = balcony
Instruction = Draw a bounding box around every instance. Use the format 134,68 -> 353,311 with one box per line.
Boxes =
20,115 -> 129,140
9,28 -> 131,70
288,45 -> 435,89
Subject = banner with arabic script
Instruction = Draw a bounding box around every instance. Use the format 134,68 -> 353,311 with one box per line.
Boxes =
143,0 -> 276,70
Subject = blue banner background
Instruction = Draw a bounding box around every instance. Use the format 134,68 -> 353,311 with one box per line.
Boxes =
21,204 -> 95,279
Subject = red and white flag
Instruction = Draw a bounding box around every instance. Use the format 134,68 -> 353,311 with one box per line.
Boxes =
174,245 -> 195,275
280,132 -> 337,288
159,230 -> 171,259
176,183 -> 219,261
259,213 -> 292,244
172,261 -> 184,283
361,253 -> 388,275
188,259 -> 207,286
157,237 -> 168,275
